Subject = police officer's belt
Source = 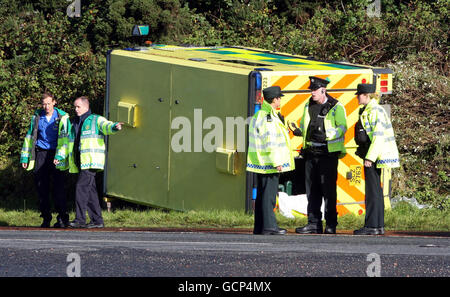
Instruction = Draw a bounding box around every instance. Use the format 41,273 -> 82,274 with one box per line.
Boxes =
307,142 -> 327,147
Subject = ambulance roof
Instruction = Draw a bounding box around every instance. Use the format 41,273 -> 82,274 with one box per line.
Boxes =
134,45 -> 369,72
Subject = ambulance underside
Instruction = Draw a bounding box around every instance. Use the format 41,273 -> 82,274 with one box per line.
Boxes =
104,46 -> 393,216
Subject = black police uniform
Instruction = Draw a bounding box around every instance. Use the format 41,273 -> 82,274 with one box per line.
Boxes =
354,83 -> 385,235
295,77 -> 340,234
355,105 -> 384,228
252,86 -> 287,235
253,173 -> 281,234
304,97 -> 340,232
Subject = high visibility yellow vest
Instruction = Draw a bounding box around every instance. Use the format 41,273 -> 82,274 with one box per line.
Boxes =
246,100 -> 295,174
20,108 -> 69,171
55,114 -> 119,173
360,99 -> 400,168
299,97 -> 348,158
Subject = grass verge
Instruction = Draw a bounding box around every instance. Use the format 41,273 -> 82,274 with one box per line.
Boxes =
0,202 -> 448,231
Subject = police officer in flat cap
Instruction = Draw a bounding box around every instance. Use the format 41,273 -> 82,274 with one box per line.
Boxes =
289,76 -> 348,234
247,86 -> 295,235
353,83 -> 400,235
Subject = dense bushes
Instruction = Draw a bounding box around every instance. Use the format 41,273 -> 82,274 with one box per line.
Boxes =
0,0 -> 448,208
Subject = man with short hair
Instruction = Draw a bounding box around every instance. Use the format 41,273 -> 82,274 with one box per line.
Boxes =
247,86 -> 295,235
20,92 -> 70,228
54,96 -> 123,228
290,76 -> 347,234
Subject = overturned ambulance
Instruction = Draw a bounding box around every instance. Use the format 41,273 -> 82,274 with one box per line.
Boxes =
103,45 -> 393,216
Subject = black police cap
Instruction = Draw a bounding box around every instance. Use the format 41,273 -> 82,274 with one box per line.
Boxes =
263,86 -> 284,100
308,76 -> 330,90
355,83 -> 376,95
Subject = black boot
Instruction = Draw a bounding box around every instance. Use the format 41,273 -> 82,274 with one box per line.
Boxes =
54,214 -> 69,228
295,223 -> 323,234
261,228 -> 287,235
53,217 -> 66,228
40,215 -> 52,228
353,226 -> 382,235
324,226 -> 336,234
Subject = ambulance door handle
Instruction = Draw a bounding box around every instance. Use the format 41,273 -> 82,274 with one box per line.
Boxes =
175,100 -> 180,104
158,98 -> 163,102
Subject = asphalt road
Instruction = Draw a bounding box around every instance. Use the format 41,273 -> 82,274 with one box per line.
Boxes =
0,229 -> 449,279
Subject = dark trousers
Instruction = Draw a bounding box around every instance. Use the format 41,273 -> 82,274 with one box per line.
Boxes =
34,149 -> 67,222
74,169 -> 103,224
254,173 -> 280,234
304,153 -> 339,227
364,165 -> 384,228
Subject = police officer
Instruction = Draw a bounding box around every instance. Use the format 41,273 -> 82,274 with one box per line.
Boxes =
54,96 -> 123,228
289,77 -> 347,234
247,86 -> 295,235
20,93 -> 70,228
353,83 -> 400,235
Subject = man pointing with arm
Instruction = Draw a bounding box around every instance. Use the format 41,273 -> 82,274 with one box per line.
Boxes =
54,96 -> 123,228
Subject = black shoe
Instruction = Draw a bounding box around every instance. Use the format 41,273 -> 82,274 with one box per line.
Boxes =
261,228 -> 287,235
55,214 -> 70,228
54,217 -> 69,228
295,224 -> 323,234
353,227 -> 381,235
324,226 -> 336,234
68,221 -> 86,228
53,220 -> 66,228
86,222 -> 104,229
40,215 -> 52,228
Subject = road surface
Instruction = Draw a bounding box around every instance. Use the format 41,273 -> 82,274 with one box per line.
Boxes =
0,228 -> 448,278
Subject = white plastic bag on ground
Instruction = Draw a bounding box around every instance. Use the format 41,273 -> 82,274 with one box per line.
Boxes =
390,196 -> 430,209
277,192 -> 325,219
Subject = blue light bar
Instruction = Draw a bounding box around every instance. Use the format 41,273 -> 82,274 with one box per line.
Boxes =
132,25 -> 149,36
254,72 -> 262,90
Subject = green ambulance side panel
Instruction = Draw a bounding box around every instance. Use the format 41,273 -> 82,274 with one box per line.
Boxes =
168,65 -> 248,211
106,54 -> 171,208
106,51 -> 249,211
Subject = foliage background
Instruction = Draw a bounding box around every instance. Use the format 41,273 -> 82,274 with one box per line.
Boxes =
0,0 -> 448,209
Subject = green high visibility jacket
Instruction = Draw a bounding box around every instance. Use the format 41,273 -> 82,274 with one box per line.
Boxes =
360,99 -> 400,168
246,100 -> 295,174
299,96 -> 348,158
20,108 -> 69,171
55,114 -> 119,173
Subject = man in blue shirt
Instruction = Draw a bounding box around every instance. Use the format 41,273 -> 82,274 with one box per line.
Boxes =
20,93 -> 70,228
35,106 -> 59,150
